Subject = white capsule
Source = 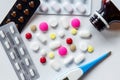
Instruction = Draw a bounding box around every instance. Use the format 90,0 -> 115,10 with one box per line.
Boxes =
20,73 -> 25,80
79,30 -> 91,38
0,30 -> 5,38
60,17 -> 69,29
15,37 -> 20,44
74,53 -> 85,64
79,42 -> 88,52
25,58 -> 30,66
30,42 -> 40,52
49,41 -> 61,50
63,55 -> 74,66
50,60 -> 61,71
15,63 -> 20,70
49,18 -> 58,28
20,48 -> 25,55
36,33 -> 47,44
10,52 -> 15,60
58,31 -> 65,38
4,41 -> 10,49
10,26 -> 15,34
29,69 -> 35,77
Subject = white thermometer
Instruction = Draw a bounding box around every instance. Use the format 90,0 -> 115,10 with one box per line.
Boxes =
57,51 -> 111,80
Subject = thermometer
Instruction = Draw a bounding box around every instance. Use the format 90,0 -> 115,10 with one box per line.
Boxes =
57,51 -> 111,80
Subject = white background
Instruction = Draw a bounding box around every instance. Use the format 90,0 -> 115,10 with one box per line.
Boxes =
0,0 -> 120,80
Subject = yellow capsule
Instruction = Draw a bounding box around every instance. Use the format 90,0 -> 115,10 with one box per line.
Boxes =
70,28 -> 77,35
48,52 -> 55,59
50,33 -> 56,40
87,45 -> 94,53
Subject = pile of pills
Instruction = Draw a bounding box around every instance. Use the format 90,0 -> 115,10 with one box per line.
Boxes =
25,17 -> 93,73
38,0 -> 92,16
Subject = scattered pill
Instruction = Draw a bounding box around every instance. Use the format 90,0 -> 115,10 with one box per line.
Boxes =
15,63 -> 20,70
40,57 -> 46,64
25,58 -> 30,66
58,46 -> 67,57
79,30 -> 91,38
49,19 -> 58,28
36,33 -> 47,44
40,49 -> 47,56
25,32 -> 32,39
29,69 -> 35,77
20,73 -> 25,80
74,53 -> 85,64
20,48 -> 25,55
71,18 -> 81,29
10,52 -> 15,60
15,37 -> 20,44
30,42 -> 40,52
50,33 -> 56,40
87,45 -> 94,53
79,42 -> 88,52
63,55 -> 74,66
4,41 -> 10,49
30,25 -> 37,32
48,52 -> 55,59
39,22 -> 49,32
0,30 -> 5,38
70,28 -> 78,35
49,41 -> 61,50
50,60 -> 61,71
10,26 -> 15,34
70,44 -> 76,52
60,17 -> 69,29
66,38 -> 73,45
58,31 -> 65,38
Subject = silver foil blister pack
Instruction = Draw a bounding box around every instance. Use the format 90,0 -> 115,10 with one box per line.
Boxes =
38,0 -> 92,16
0,22 -> 39,80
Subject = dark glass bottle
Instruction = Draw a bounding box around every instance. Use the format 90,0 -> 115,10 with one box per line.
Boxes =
90,0 -> 120,31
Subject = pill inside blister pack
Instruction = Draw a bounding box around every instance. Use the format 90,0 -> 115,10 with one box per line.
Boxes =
25,16 -> 94,80
0,0 -> 40,33
38,0 -> 92,16
0,22 -> 39,80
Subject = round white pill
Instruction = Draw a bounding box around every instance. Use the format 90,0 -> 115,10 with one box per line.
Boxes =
79,30 -> 91,38
64,2 -> 73,13
76,3 -> 86,14
63,55 -> 74,66
50,60 -> 61,71
40,49 -> 47,56
30,42 -> 40,52
58,31 -> 65,38
60,17 -> 69,29
79,42 -> 88,52
49,18 -> 58,28
74,53 -> 85,64
51,2 -> 61,13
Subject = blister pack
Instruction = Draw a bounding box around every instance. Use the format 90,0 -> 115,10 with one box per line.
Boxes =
0,0 -> 40,33
0,22 -> 39,80
38,0 -> 92,16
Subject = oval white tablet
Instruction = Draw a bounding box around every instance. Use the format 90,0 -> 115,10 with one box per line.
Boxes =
40,49 -> 47,56
36,33 -> 47,44
15,37 -> 20,44
29,69 -> 35,77
60,17 -> 69,29
49,41 -> 61,50
63,55 -> 74,66
74,53 -> 85,64
10,26 -> 15,34
0,30 -> 5,38
25,58 -> 30,66
79,30 -> 91,38
15,63 -> 20,70
20,48 -> 25,55
4,41 -> 10,49
10,52 -> 15,60
30,42 -> 40,52
79,42 -> 88,52
50,60 -> 61,71
49,18 -> 58,28
20,73 -> 25,80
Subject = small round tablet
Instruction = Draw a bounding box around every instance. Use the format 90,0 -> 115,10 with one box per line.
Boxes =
39,22 -> 49,32
58,31 -> 65,38
25,32 -> 32,40
79,42 -> 88,52
87,45 -> 94,53
66,38 -> 73,45
70,28 -> 78,35
49,19 -> 58,28
50,33 -> 56,40
40,49 -> 47,56
71,18 -> 81,29
40,57 -> 46,64
30,42 -> 40,52
58,46 -> 68,57
48,52 -> 55,59
70,44 -> 76,52
30,25 -> 37,32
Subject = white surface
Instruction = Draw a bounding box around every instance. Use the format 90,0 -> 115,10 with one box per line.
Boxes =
0,0 -> 120,80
